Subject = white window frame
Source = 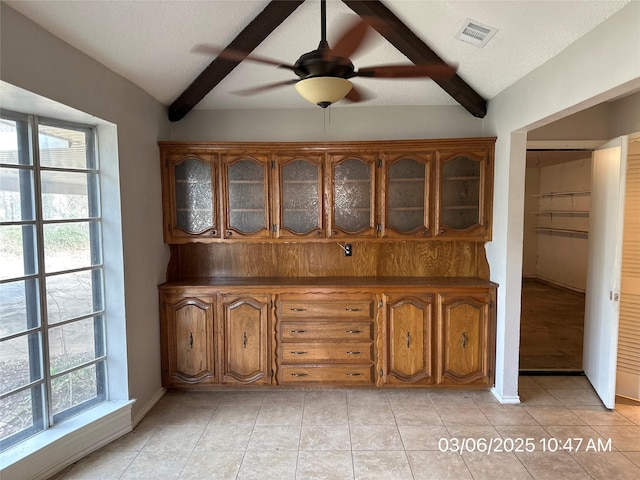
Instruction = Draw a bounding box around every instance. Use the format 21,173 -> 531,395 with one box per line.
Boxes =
0,85 -> 132,480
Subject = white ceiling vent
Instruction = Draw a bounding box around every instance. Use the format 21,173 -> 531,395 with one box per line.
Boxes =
455,19 -> 498,48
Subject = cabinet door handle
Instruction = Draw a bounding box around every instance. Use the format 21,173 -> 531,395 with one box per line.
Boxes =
290,308 -> 307,312
226,230 -> 233,236
243,331 -> 248,349
290,351 -> 308,355
290,329 -> 308,334
462,332 -> 468,349
291,373 -> 309,377
406,331 -> 411,348
346,351 -> 362,355
345,308 -> 361,312
189,332 -> 193,349
346,329 -> 362,334
346,373 -> 362,376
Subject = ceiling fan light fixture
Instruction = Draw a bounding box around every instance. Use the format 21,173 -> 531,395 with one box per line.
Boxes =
295,77 -> 353,108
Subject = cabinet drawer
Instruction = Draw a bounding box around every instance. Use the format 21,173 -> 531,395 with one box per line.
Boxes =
281,322 -> 373,341
279,300 -> 373,319
281,365 -> 373,384
281,343 -> 373,363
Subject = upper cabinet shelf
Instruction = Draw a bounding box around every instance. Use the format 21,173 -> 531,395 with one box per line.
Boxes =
159,138 -> 495,244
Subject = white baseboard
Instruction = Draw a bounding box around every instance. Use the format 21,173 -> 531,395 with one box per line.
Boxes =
132,387 -> 166,427
490,387 -> 521,404
0,400 -> 134,480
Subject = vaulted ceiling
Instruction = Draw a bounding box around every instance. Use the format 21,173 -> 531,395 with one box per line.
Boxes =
5,0 -> 630,120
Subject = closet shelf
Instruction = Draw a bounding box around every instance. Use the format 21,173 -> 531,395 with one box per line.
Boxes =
532,190 -> 590,198
535,210 -> 590,216
535,227 -> 588,235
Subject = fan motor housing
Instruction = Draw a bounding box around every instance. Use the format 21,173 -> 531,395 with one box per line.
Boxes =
293,41 -> 355,79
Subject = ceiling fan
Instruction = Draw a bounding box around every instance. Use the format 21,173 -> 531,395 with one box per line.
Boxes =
193,0 -> 457,108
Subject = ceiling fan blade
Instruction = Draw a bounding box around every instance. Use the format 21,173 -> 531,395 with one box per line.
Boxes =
191,44 -> 295,70
328,17 -> 372,60
355,63 -> 458,79
343,84 -> 373,103
230,79 -> 298,96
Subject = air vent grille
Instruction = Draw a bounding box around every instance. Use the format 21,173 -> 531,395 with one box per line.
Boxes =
456,19 -> 498,48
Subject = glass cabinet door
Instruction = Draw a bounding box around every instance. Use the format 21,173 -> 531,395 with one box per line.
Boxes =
275,155 -> 324,239
382,153 -> 432,238
436,150 -> 489,239
165,152 -> 218,241
328,154 -> 376,238
223,155 -> 271,238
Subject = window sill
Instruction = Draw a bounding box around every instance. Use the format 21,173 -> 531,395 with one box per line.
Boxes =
0,400 -> 134,480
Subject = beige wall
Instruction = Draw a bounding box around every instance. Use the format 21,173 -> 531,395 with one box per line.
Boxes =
485,0 -> 640,402
1,3 -> 170,422
169,104 -> 486,142
1,0 -> 639,425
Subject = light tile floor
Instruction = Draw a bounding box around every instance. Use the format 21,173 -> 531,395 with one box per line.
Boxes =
51,376 -> 640,480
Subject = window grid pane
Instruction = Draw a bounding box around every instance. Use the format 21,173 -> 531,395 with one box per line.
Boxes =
0,113 -> 106,452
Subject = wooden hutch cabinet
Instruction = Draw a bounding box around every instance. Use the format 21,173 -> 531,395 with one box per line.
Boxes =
437,292 -> 494,386
380,152 -> 432,239
435,147 -> 493,241
158,138 -> 497,391
273,154 -> 325,239
161,150 -> 219,242
219,294 -> 271,385
159,138 -> 494,243
327,153 -> 378,239
383,294 -> 434,386
222,154 -> 271,239
276,294 -> 376,385
160,293 -> 216,387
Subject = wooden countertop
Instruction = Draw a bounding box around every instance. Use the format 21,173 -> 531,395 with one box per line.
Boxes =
159,276 -> 498,290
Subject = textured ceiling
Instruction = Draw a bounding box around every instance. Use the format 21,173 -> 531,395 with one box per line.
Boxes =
5,0 -> 631,111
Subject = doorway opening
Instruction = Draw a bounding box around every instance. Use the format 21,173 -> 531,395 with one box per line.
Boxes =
520,149 -> 592,373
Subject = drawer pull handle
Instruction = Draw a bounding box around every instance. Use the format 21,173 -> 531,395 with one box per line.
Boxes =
346,329 -> 362,334
189,332 -> 193,349
291,329 -> 308,334
346,373 -> 362,376
345,308 -> 361,312
290,308 -> 307,312
291,373 -> 309,377
243,332 -> 248,349
290,351 -> 308,355
406,331 -> 411,349
462,332 -> 468,349
346,351 -> 362,355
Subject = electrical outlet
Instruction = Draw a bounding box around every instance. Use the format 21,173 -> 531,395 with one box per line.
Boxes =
344,243 -> 352,257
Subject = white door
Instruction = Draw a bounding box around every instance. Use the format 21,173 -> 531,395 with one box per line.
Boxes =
583,136 -> 628,409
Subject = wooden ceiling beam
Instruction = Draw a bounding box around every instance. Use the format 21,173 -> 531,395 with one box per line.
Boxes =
342,0 -> 487,118
168,0 -> 305,121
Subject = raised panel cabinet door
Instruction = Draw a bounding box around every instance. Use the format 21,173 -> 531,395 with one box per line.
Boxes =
381,153 -> 432,238
161,149 -> 219,242
161,294 -> 216,386
435,148 -> 493,240
274,155 -> 324,239
327,154 -> 377,238
221,295 -> 270,384
385,295 -> 434,385
438,293 -> 491,385
222,155 -> 271,239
